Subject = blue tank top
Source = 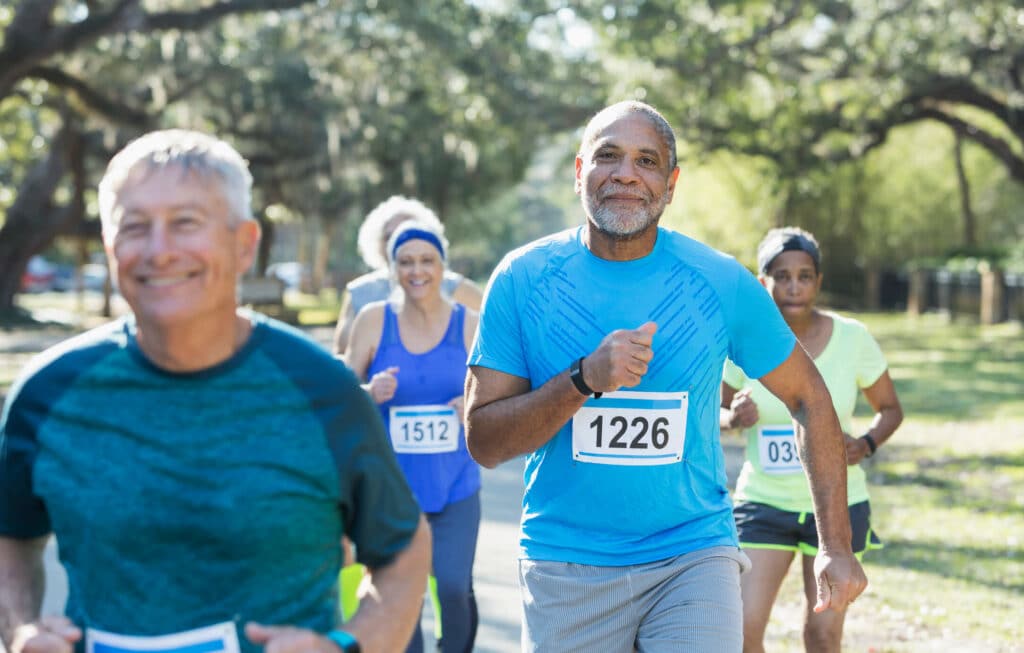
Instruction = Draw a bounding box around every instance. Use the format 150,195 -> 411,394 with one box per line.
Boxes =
368,303 -> 480,512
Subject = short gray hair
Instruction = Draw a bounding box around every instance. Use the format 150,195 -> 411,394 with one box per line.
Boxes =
357,195 -> 445,271
98,129 -> 253,239
579,101 -> 678,172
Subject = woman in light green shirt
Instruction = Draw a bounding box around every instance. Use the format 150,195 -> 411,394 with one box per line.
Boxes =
720,227 -> 903,653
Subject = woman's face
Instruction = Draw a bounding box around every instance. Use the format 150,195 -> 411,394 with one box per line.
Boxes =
394,239 -> 443,300
761,250 -> 822,320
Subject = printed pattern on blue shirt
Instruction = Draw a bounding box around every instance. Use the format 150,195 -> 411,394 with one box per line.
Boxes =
368,302 -> 480,513
0,315 -> 420,652
468,226 -> 795,566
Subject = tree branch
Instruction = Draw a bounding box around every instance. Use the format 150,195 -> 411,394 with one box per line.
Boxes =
28,66 -> 150,127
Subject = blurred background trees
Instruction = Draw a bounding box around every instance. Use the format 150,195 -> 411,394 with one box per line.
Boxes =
1,0 -> 1021,315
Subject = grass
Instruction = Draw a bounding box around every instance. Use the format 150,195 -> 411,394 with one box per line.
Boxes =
761,312 -> 1024,652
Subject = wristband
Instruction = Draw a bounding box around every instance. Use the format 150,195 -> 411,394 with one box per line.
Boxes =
860,433 -> 877,457
569,357 -> 602,399
326,630 -> 361,653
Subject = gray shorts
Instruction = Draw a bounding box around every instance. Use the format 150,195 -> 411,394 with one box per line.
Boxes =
518,546 -> 751,653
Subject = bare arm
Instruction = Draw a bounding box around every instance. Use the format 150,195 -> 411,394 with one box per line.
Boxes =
464,366 -> 587,468
846,371 -> 903,465
332,292 -> 357,356
344,516 -> 431,653
758,344 -> 868,611
342,305 -> 385,379
451,279 -> 483,312
465,322 -> 657,469
245,517 -> 431,653
0,536 -> 50,650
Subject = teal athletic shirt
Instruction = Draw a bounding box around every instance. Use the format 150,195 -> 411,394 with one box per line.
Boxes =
0,313 -> 419,651
469,226 -> 796,566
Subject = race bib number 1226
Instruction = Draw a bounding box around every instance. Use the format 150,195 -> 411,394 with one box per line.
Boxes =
572,391 -> 687,466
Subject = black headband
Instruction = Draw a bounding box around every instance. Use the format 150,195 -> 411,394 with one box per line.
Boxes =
757,233 -> 821,273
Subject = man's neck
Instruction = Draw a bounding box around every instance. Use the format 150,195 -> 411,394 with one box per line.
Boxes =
135,311 -> 252,373
583,222 -> 659,262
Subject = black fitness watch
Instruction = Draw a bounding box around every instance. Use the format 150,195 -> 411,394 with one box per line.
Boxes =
569,357 -> 602,399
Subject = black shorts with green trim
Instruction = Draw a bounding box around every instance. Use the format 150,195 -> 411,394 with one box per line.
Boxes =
733,500 -> 882,557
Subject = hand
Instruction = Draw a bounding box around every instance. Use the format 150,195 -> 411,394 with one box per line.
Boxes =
725,388 -> 759,429
813,549 -> 868,613
447,395 -> 466,425
844,432 -> 870,465
245,623 -> 338,653
366,366 -> 399,403
582,322 -> 657,393
11,617 -> 81,653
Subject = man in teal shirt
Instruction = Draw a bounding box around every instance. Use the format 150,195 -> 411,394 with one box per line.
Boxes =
0,130 -> 430,653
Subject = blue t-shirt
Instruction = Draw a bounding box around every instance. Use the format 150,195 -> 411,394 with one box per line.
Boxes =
368,303 -> 480,513
0,314 -> 420,651
469,226 -> 796,565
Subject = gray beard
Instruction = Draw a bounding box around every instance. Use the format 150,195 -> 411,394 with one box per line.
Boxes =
584,193 -> 669,240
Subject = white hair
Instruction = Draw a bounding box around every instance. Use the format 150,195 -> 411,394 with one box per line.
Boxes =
98,129 -> 253,239
357,195 -> 445,271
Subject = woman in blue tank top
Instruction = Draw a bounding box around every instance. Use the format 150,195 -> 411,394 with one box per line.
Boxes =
345,220 -> 481,653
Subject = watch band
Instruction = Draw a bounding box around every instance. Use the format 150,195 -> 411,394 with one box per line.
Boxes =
569,357 -> 602,399
327,630 -> 361,653
861,433 -> 877,457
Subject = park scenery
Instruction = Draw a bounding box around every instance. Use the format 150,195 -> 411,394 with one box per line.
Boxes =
1,2 -> 1022,653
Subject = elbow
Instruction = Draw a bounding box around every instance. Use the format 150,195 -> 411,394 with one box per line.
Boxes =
888,404 -> 905,430
467,439 -> 501,469
465,423 -> 502,469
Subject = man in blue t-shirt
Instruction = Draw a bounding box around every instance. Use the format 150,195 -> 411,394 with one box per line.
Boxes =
0,130 -> 430,653
465,102 -> 867,652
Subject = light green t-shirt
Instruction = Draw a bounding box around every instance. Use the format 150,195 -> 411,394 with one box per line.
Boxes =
723,312 -> 888,512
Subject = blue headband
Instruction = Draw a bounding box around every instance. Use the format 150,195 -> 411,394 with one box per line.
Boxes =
757,233 -> 821,273
390,228 -> 445,261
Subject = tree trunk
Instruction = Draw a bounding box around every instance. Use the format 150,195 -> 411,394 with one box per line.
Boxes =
953,130 -> 976,248
0,125 -> 75,313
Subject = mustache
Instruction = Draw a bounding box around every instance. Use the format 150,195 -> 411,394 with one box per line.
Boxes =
598,184 -> 652,202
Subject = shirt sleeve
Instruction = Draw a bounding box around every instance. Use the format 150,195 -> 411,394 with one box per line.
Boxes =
0,370 -> 52,538
722,358 -> 746,390
726,266 -> 797,380
332,378 -> 421,569
467,257 -> 529,378
853,322 -> 888,389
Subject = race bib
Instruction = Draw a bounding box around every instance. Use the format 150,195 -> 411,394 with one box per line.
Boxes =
389,405 -> 460,454
87,622 -> 239,653
571,391 -> 687,466
758,424 -> 803,475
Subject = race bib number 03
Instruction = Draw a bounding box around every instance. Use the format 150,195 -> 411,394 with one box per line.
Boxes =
758,424 -> 803,475
572,391 -> 687,466
390,405 -> 460,454
87,622 -> 240,653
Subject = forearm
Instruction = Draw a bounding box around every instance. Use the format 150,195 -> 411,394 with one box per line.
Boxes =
863,405 -> 903,448
466,371 -> 587,468
792,394 -> 853,552
345,518 -> 431,653
0,537 -> 47,648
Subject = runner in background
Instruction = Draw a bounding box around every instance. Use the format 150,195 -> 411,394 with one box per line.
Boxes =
333,196 -> 481,355
345,220 -> 480,653
721,226 -> 903,653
